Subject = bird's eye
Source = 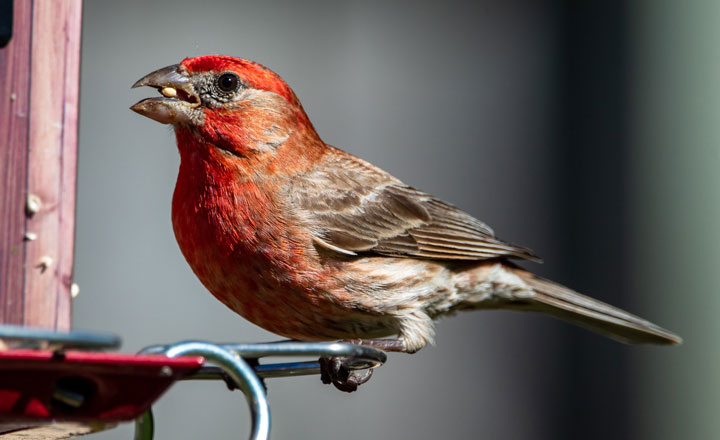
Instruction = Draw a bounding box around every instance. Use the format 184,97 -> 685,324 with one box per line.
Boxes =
217,73 -> 240,92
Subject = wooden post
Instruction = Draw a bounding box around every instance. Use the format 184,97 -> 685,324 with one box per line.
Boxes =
0,0 -> 83,330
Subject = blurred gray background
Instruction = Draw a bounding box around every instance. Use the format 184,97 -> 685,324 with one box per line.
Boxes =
72,1 -> 717,439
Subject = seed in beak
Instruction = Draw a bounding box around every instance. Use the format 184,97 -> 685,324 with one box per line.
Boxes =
161,87 -> 177,98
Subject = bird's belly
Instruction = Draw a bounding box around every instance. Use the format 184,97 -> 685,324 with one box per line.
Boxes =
173,214 -> 398,340
192,253 -> 398,340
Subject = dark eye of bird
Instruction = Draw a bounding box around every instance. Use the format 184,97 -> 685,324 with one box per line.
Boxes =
217,73 -> 240,92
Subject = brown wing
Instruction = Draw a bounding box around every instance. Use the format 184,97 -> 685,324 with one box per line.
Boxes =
286,147 -> 540,261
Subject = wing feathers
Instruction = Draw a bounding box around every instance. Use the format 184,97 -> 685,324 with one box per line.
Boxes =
290,148 -> 539,262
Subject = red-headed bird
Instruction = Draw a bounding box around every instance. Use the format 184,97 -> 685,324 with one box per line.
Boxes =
131,56 -> 679,385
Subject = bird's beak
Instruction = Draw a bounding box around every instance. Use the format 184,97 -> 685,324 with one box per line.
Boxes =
130,64 -> 202,125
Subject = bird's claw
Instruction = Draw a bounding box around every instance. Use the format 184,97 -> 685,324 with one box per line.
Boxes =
319,356 -> 373,393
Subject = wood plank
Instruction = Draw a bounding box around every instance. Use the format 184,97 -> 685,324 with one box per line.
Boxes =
0,0 -> 83,329
24,0 -> 83,329
55,0 -> 83,331
0,422 -> 113,439
0,0 -> 33,325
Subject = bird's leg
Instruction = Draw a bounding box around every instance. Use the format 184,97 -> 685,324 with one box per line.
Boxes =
319,338 -> 409,393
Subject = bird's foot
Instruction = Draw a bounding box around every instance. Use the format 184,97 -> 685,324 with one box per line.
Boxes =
319,338 -> 409,392
319,356 -> 373,393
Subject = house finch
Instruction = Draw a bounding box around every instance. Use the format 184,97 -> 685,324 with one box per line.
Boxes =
131,55 -> 680,387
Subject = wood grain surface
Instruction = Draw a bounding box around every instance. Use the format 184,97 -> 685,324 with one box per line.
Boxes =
0,0 -> 83,330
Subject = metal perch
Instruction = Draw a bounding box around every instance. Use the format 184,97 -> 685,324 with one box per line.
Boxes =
134,341 -> 387,440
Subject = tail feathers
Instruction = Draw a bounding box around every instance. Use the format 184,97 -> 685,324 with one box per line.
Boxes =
511,269 -> 681,345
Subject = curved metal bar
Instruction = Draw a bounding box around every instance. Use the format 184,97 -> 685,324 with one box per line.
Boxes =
135,341 -> 271,440
222,341 -> 388,363
132,341 -> 387,440
167,342 -> 270,440
140,341 -> 386,379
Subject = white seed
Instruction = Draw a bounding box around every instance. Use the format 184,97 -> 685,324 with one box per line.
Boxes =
71,283 -> 80,298
24,232 -> 37,241
37,256 -> 53,273
26,194 -> 41,216
161,87 -> 177,98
